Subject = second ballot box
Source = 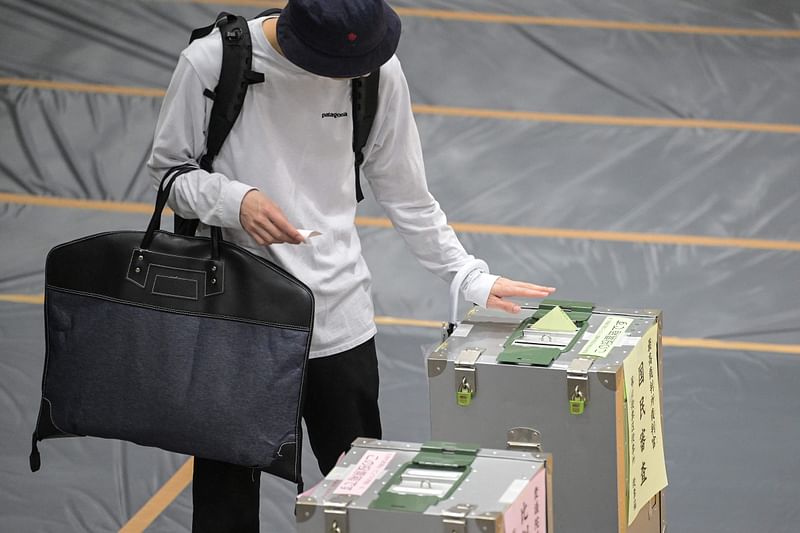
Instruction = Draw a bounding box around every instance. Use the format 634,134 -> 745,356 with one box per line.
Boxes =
428,299 -> 667,533
296,438 -> 553,533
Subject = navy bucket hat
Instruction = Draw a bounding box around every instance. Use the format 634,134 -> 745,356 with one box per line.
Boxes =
276,0 -> 402,78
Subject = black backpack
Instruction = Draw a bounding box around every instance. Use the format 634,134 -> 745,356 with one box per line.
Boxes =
174,10 -> 380,236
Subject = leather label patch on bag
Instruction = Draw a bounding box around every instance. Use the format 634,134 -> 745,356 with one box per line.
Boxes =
152,275 -> 198,300
126,249 -> 224,298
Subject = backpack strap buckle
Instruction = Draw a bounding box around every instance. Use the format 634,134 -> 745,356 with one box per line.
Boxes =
224,27 -> 243,42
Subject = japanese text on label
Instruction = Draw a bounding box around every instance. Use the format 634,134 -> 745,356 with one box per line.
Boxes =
623,323 -> 668,525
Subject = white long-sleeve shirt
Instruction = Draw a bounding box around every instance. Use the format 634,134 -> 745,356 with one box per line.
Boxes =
148,17 -> 497,357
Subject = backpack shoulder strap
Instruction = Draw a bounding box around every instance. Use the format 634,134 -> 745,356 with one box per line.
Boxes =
256,8 -> 282,18
174,12 -> 266,235
199,12 -> 265,172
351,69 -> 380,203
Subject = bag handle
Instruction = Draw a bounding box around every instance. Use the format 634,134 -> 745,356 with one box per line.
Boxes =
141,165 -> 223,259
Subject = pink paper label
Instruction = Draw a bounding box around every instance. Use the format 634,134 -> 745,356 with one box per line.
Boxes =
503,468 -> 547,533
298,479 -> 322,499
333,450 -> 396,496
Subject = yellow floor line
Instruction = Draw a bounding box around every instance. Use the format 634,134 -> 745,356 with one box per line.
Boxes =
4,296 -> 796,355
0,294 -> 45,304
395,7 -> 800,38
0,78 -> 166,98
662,336 -> 800,355
3,193 -> 800,252
357,216 -> 800,252
375,316 -> 800,355
0,192 -> 162,214
119,457 -> 194,533
374,316 -> 443,329
3,78 -> 800,134
412,104 -> 800,134
174,0 -> 800,38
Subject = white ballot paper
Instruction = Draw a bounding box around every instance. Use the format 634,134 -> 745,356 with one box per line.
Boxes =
298,229 -> 321,241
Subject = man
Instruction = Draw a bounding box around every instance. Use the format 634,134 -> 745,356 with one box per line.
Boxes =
148,0 -> 555,530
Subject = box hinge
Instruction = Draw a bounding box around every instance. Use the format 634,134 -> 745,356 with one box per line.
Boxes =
324,495 -> 352,533
442,503 -> 476,533
507,427 -> 542,451
566,357 -> 594,415
454,347 -> 483,407
416,441 -> 479,468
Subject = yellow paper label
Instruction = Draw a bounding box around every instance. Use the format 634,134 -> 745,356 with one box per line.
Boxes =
579,316 -> 634,358
624,324 -> 668,525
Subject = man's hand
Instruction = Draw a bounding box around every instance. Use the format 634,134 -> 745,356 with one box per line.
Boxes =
239,189 -> 304,245
487,277 -> 556,314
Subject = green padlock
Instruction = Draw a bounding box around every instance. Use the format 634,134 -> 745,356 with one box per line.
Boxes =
457,378 -> 473,407
569,398 -> 585,415
457,390 -> 473,406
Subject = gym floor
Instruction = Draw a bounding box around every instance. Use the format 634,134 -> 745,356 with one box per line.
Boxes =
1,1 -> 798,531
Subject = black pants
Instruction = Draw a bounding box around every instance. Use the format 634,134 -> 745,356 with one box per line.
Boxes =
191,337 -> 382,532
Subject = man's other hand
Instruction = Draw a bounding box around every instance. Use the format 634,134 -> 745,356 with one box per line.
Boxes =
487,278 -> 556,314
239,190 -> 304,245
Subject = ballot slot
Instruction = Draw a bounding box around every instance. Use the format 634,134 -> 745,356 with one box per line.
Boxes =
512,328 -> 578,348
386,467 -> 462,498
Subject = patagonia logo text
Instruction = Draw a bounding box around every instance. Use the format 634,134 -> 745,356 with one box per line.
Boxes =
322,112 -> 348,119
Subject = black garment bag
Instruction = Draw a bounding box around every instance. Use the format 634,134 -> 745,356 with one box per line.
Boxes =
30,166 -> 314,483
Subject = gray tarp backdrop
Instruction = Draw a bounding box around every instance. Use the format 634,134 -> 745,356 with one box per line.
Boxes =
1,0 -> 799,531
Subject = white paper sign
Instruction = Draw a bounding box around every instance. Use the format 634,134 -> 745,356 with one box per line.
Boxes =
624,323 -> 668,525
580,316 -> 634,357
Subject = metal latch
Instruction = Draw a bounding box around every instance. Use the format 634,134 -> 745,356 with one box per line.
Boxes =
442,503 -> 476,533
442,321 -> 453,342
455,348 -> 483,407
567,357 -> 593,415
507,427 -> 542,451
324,495 -> 352,533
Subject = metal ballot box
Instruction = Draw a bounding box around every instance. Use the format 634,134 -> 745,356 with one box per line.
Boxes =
296,438 -> 553,533
428,300 -> 667,533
